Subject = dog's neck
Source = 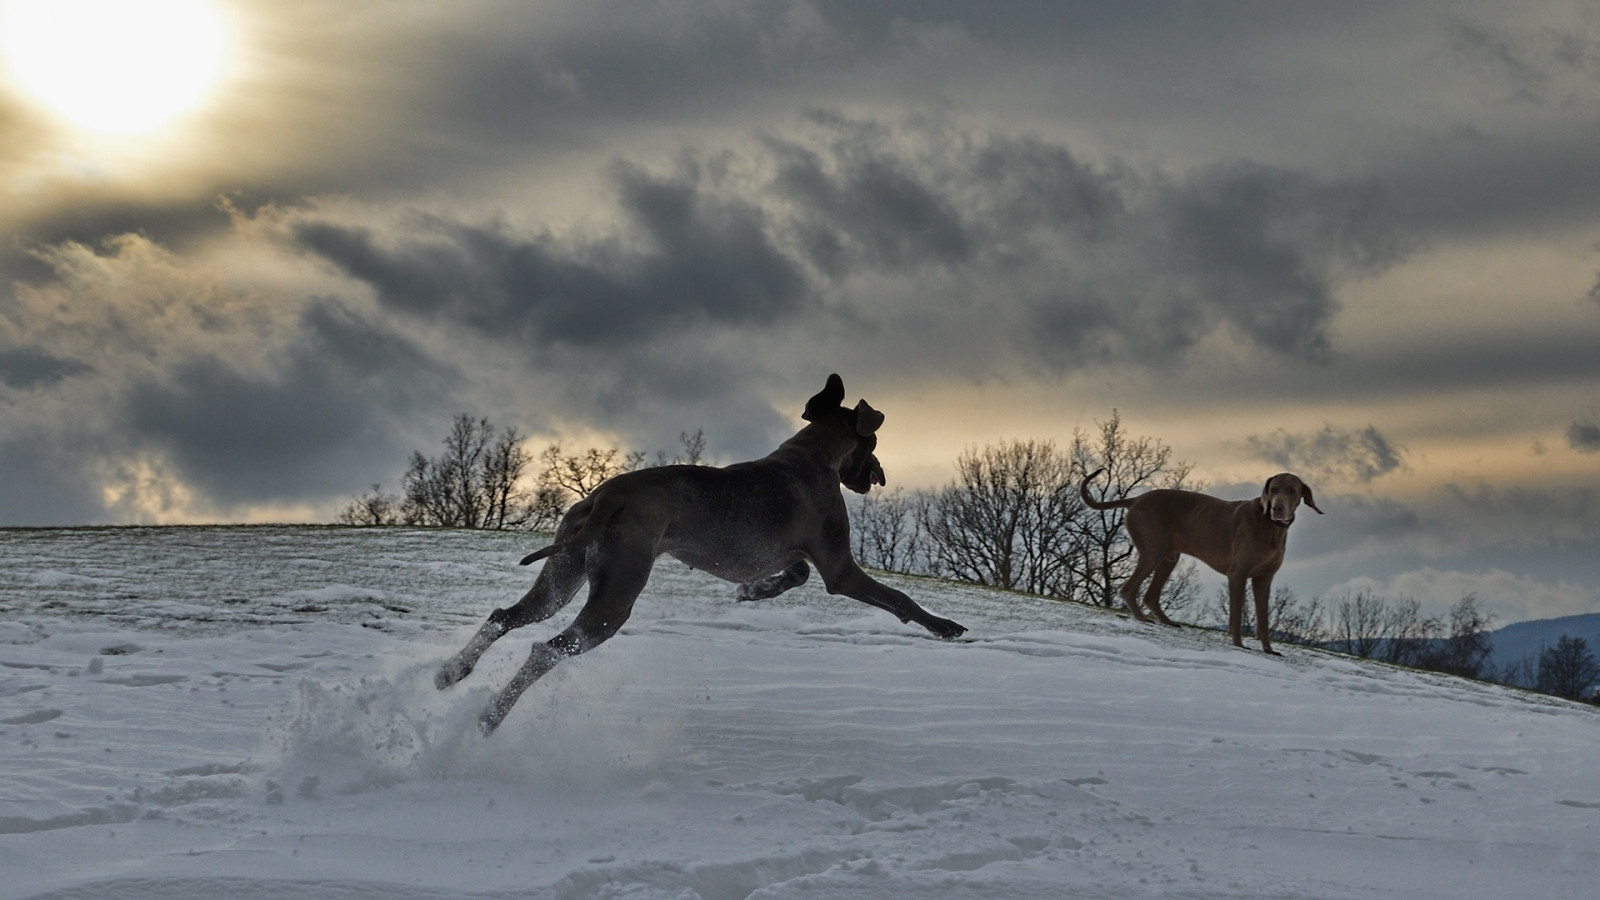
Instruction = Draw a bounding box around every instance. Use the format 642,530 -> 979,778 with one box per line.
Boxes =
773,420 -> 859,474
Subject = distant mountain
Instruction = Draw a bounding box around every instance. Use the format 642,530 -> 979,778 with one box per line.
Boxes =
1486,612 -> 1600,686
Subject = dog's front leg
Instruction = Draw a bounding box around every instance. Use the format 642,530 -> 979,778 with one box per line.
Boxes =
822,561 -> 966,640
1251,574 -> 1281,656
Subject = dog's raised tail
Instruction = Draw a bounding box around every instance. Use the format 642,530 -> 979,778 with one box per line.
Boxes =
1079,468 -> 1137,511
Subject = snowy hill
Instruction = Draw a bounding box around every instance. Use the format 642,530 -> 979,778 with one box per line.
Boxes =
2,526 -> 1597,900
1487,612 -> 1600,683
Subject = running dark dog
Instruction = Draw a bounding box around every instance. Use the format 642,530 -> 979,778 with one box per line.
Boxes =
436,374 -> 967,733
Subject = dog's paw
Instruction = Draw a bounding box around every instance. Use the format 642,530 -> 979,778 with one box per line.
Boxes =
927,617 -> 967,641
434,660 -> 469,690
478,701 -> 510,736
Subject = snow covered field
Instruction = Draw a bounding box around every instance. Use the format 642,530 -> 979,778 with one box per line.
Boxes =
2,526 -> 1596,899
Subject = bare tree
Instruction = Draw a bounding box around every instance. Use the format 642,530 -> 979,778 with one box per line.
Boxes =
918,439 -> 1079,595
1272,589 -> 1330,647
1376,597 -> 1440,667
1332,590 -> 1390,659
658,429 -> 708,466
849,487 -> 928,573
1417,595 -> 1495,680
1496,653 -> 1539,689
1536,635 -> 1600,701
392,415 -> 541,529
339,419 -> 719,533
538,442 -> 639,504
335,484 -> 402,526
481,426 -> 535,530
400,449 -> 453,526
1068,412 -> 1196,609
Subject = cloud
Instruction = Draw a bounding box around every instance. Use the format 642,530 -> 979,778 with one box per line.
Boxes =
1245,425 -> 1406,485
1326,567 -> 1598,623
120,299 -> 454,507
289,113 -> 1408,378
1444,19 -> 1554,104
765,115 -> 979,272
0,229 -> 463,523
1428,481 -> 1600,563
292,158 -> 812,350
0,346 -> 91,390
0,432 -> 109,526
1443,17 -> 1600,107
1568,421 -> 1600,453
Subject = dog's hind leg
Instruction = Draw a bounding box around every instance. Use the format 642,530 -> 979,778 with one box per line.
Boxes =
736,560 -> 810,602
435,548 -> 587,691
1139,555 -> 1183,628
1116,561 -> 1156,623
478,539 -> 654,734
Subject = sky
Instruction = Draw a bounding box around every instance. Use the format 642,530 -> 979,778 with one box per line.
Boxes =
1,0 -> 1597,624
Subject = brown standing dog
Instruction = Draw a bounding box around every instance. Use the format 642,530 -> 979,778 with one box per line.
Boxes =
1079,470 -> 1322,654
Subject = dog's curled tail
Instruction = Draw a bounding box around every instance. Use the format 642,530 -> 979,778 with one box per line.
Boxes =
1079,468 -> 1138,511
518,494 -> 627,566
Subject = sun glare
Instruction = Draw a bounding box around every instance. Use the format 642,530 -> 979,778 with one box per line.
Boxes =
0,0 -> 228,136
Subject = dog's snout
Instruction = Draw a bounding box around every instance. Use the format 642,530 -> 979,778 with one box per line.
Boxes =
1268,498 -> 1296,524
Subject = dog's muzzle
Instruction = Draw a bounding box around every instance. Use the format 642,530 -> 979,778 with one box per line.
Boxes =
843,453 -> 886,494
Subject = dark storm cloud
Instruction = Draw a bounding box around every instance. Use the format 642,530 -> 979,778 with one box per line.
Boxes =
121,300 -> 453,506
1439,480 -> 1600,545
1276,490 -> 1422,563
0,433 -> 107,526
1569,421 -> 1600,454
1445,19 -> 1555,103
290,114 -> 1404,382
1444,17 -> 1600,106
0,196 -> 244,293
293,159 -> 810,350
1156,162 -> 1403,359
1246,425 -> 1406,485
766,117 -> 976,272
541,347 -> 798,466
0,346 -> 90,390
1367,17 -> 1600,240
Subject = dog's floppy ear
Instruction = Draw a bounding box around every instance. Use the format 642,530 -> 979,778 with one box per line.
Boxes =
1301,482 -> 1324,515
1260,477 -> 1274,515
853,399 -> 885,436
802,373 -> 846,422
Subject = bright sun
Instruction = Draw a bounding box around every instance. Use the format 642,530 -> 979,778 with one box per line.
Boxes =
0,0 -> 228,136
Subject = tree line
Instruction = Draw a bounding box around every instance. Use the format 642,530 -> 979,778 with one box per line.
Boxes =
336,415 -> 706,532
336,412 -> 1599,704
